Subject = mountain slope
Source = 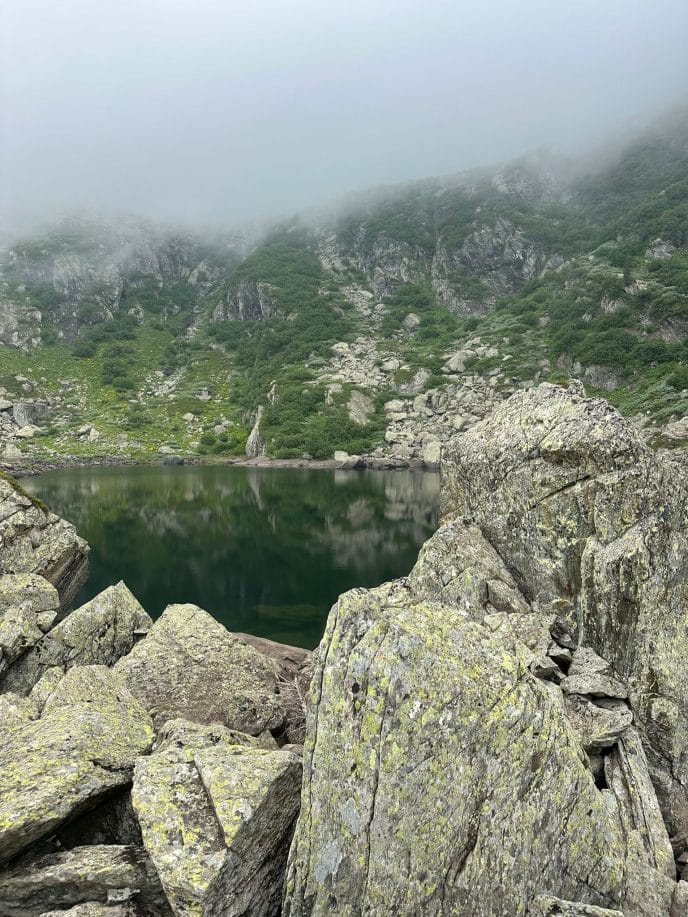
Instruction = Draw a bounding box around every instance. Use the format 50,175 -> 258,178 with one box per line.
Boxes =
1,110 -> 687,466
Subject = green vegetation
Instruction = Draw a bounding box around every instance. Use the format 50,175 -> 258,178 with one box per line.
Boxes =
2,111 -> 688,459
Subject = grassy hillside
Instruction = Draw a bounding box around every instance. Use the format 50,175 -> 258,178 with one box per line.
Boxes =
1,111 -> 687,463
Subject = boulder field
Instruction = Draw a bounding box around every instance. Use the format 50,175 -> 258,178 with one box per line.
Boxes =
3,383 -> 688,915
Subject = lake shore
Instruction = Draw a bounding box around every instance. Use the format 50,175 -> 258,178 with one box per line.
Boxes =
3,452 -> 433,479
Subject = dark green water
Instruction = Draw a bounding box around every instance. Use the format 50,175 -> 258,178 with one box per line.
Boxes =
25,466 -> 439,649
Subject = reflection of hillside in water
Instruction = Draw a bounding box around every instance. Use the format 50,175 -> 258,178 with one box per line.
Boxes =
26,467 -> 439,648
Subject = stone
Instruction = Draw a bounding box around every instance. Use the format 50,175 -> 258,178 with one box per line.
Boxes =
0,574 -> 60,674
563,694 -> 633,752
132,724 -> 302,916
531,899 -> 624,916
235,633 -> 312,744
0,582 -> 152,695
15,426 -> 37,439
245,406 -> 266,458
402,312 -> 420,331
0,845 -> 167,917
421,440 -> 441,467
346,390 -> 374,426
39,905 -> 136,917
562,673 -> 629,700
0,692 -> 39,738
440,383 -> 688,843
408,520 -> 531,620
113,603 -> 286,734
284,583 -> 675,916
384,400 -> 405,414
0,472 -> 89,609
0,667 -> 153,864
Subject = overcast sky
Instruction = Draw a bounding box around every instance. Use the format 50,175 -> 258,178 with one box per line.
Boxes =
2,0 -> 688,230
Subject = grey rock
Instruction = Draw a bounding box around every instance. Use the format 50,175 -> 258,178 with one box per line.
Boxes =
562,674 -> 629,700
0,666 -> 153,865
113,603 -> 286,734
531,899 -> 624,916
245,406 -> 266,458
0,582 -> 152,696
563,695 -> 632,752
440,382 -> 688,843
0,845 -> 168,917
0,473 -> 89,609
132,724 -> 302,917
284,582 -> 674,916
0,574 -> 60,674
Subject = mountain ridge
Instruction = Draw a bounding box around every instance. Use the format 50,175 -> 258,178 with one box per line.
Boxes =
1,108 -> 687,466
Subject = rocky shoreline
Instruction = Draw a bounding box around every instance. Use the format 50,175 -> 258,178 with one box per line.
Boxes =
3,453 -> 431,480
3,382 -> 688,915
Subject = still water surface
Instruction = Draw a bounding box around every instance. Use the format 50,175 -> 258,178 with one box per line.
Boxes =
25,466 -> 439,649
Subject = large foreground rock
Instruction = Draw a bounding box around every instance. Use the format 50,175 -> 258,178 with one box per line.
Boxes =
0,582 -> 152,695
0,844 -> 168,917
0,472 -> 89,608
0,666 -> 154,865
114,604 -> 286,735
132,722 -> 302,916
284,583 -> 675,916
441,383 -> 688,846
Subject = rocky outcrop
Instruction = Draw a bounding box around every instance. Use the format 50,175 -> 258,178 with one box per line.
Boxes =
0,665 -> 154,865
284,383 -> 688,915
0,844 -> 168,917
284,581 -> 676,916
132,723 -> 302,917
9,384 -> 688,915
215,280 -> 280,322
0,582 -> 152,695
113,603 -> 287,735
0,473 -> 89,609
441,383 -> 688,847
245,406 -> 266,458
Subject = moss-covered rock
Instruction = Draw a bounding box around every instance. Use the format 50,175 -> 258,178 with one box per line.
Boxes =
0,844 -> 168,917
284,583 -> 675,916
0,666 -> 154,865
0,473 -> 89,609
0,582 -> 151,695
0,574 -> 60,675
441,383 -> 688,846
114,603 -> 286,735
132,723 -> 302,917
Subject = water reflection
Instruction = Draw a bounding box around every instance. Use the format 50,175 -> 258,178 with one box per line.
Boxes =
25,466 -> 439,648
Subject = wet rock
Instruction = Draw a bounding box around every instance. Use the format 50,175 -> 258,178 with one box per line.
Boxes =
0,845 -> 167,917
132,723 -> 302,916
0,473 -> 89,609
0,582 -> 152,696
113,603 -> 286,734
0,666 -> 153,865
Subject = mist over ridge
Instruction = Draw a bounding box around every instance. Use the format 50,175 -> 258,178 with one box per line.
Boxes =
3,0 -> 688,235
